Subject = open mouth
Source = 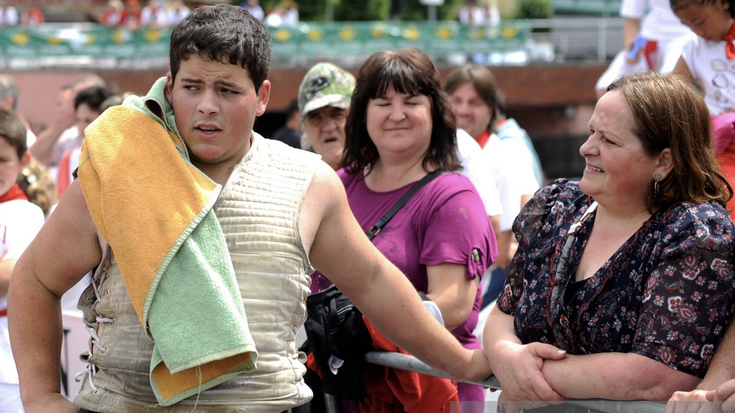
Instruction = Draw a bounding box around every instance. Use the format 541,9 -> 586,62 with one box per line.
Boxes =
324,137 -> 339,144
196,126 -> 221,133
587,165 -> 604,173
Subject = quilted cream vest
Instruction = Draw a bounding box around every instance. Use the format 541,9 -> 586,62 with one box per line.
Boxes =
74,135 -> 321,412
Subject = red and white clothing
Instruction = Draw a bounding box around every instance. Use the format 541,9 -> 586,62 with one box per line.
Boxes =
681,33 -> 735,116
596,0 -> 691,90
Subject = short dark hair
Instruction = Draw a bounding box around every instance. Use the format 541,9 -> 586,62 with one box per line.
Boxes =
74,85 -> 116,112
0,75 -> 19,110
285,98 -> 299,117
343,47 -> 460,175
0,108 -> 28,160
670,0 -> 735,18
608,72 -> 732,211
169,4 -> 272,93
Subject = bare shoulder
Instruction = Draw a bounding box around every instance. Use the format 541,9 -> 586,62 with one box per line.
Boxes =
299,161 -> 347,256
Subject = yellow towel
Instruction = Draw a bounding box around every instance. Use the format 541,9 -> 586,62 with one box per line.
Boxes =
78,77 -> 257,406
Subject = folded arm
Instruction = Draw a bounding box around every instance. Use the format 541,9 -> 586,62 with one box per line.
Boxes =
483,306 -> 567,404
543,352 -> 700,401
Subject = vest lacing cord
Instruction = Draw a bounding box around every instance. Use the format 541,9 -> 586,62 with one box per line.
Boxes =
75,269 -> 113,394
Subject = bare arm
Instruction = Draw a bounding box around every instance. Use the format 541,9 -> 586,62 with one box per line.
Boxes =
666,316 -> 735,412
623,18 -> 642,62
426,263 -> 479,331
489,215 -> 501,240
703,318 -> 735,391
8,181 -> 103,413
543,352 -> 699,401
494,230 -> 515,269
306,164 -> 491,382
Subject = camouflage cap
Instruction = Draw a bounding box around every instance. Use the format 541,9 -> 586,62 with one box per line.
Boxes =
298,63 -> 356,120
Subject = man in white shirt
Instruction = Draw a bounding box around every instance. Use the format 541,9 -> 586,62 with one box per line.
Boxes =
445,64 -> 539,271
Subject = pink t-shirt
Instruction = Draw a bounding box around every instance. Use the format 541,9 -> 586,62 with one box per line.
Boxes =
311,170 -> 497,350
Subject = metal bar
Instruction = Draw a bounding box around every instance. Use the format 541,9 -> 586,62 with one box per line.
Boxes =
324,393 -> 340,413
364,351 -> 667,413
598,18 -> 608,63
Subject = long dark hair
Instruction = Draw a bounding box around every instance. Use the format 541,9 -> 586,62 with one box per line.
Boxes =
342,47 -> 461,175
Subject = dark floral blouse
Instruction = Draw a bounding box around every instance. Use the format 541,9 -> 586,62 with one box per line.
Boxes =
497,179 -> 735,378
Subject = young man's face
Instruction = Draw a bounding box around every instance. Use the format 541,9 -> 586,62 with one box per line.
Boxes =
166,54 -> 270,178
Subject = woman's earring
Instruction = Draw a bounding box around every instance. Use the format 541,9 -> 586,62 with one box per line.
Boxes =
653,173 -> 662,199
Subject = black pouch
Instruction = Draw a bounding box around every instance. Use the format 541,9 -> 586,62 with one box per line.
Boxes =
301,284 -> 372,401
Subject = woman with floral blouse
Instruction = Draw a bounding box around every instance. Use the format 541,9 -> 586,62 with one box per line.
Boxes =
483,72 -> 735,412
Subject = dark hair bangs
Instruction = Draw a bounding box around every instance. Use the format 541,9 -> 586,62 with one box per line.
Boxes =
370,59 -> 427,99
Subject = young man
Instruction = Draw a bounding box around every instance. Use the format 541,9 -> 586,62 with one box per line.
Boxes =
8,5 -> 501,413
444,64 -> 539,270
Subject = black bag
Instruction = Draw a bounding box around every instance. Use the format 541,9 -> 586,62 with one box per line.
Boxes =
301,170 -> 444,401
302,285 -> 372,400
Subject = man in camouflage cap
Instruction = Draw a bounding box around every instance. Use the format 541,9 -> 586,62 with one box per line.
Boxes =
298,62 -> 355,170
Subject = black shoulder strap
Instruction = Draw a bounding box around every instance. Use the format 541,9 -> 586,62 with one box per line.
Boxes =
366,170 -> 443,241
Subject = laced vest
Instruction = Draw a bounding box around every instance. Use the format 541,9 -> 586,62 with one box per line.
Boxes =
74,136 -> 321,412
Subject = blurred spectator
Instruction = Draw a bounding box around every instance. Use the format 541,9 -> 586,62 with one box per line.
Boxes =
264,6 -> 286,27
140,0 -> 170,29
55,85 -> 116,197
57,92 -> 126,188
269,99 -> 301,149
495,90 -> 544,187
486,0 -> 500,26
240,0 -> 264,21
20,5 -> 44,27
18,157 -> 57,218
0,75 -> 36,149
166,0 -> 190,25
0,1 -> 18,27
121,0 -> 142,31
30,75 -> 107,171
594,0 -> 690,98
282,1 -> 298,26
459,0 -> 486,25
100,0 -> 125,27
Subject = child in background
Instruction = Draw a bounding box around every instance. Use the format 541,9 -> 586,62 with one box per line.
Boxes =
0,108 -> 45,413
595,0 -> 691,98
671,0 -> 735,215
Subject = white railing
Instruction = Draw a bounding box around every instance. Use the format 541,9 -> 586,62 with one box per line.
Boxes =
528,17 -> 625,63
